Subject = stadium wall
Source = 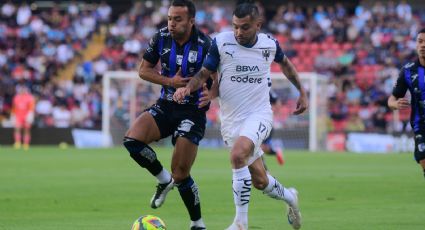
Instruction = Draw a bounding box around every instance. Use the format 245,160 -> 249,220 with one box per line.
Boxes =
0,128 -> 74,145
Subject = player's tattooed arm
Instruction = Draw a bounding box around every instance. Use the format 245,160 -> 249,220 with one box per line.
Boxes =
279,56 -> 303,91
173,67 -> 213,103
279,56 -> 308,115
186,67 -> 213,92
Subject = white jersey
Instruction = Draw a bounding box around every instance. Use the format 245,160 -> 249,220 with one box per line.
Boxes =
203,32 -> 285,129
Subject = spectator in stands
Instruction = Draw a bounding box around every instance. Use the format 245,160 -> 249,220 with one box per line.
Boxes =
1,0 -> 424,135
52,103 -> 71,128
35,95 -> 53,127
16,2 -> 31,26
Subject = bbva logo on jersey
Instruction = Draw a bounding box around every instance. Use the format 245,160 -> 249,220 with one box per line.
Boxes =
236,65 -> 260,72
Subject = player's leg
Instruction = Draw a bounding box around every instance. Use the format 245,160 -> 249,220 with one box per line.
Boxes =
413,133 -> 425,178
171,113 -> 207,230
261,134 -> 273,155
22,117 -> 32,150
420,160 -> 425,178
226,136 -> 255,230
249,157 -> 301,229
172,137 -> 205,229
262,129 -> 284,165
13,116 -> 24,149
22,127 -> 31,150
123,106 -> 173,208
227,115 -> 273,230
13,128 -> 22,149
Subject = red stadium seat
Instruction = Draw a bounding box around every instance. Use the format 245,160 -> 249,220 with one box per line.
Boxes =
310,43 -> 320,52
319,42 -> 331,51
330,43 -> 340,51
342,43 -> 353,51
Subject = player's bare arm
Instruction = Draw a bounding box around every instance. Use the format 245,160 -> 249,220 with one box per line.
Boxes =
198,73 -> 219,108
139,59 -> 190,88
173,67 -> 213,103
279,56 -> 308,115
388,95 -> 410,110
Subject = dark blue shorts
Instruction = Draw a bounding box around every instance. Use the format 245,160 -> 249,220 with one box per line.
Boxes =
146,99 -> 206,145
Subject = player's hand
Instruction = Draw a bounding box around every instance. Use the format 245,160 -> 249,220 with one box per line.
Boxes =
173,87 -> 191,103
170,68 -> 191,88
293,92 -> 308,115
396,98 -> 410,109
198,83 -> 210,108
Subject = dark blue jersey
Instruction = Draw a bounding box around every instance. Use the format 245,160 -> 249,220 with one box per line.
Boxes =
143,26 -> 212,110
392,60 -> 425,132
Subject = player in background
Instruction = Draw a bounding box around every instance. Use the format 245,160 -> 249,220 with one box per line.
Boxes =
388,28 -> 425,178
122,1 -> 211,229
261,90 -> 285,168
174,2 -> 307,229
11,85 -> 35,150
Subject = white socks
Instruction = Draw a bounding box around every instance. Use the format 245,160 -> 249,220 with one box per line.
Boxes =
263,174 -> 295,206
232,166 -> 251,228
155,168 -> 172,184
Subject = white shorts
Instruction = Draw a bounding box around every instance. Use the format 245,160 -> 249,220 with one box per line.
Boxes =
221,113 -> 272,165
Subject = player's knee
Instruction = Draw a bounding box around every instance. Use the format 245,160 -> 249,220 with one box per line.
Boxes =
172,166 -> 190,183
252,175 -> 268,190
230,146 -> 250,167
230,152 -> 248,168
123,137 -> 157,168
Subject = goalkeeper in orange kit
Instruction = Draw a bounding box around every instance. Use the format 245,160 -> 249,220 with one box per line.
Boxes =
11,86 -> 35,150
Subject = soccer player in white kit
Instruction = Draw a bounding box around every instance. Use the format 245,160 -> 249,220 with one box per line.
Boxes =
174,2 -> 307,229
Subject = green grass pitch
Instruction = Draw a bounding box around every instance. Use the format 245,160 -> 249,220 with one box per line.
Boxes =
0,146 -> 424,230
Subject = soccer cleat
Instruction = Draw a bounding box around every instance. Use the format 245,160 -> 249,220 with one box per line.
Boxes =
225,222 -> 246,230
190,226 -> 207,230
14,142 -> 21,149
23,144 -> 29,151
150,178 -> 174,209
190,219 -> 206,230
275,148 -> 285,165
287,188 -> 301,229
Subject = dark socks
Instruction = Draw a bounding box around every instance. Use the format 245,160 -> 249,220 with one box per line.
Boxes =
176,176 -> 201,221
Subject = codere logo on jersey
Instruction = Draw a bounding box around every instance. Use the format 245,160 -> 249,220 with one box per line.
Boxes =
236,65 -> 260,72
231,75 -> 263,84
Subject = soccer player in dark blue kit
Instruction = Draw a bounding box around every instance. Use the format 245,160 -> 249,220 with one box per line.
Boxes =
388,28 -> 425,178
122,1 -> 211,229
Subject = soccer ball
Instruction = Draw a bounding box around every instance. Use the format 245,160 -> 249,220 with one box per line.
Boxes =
131,215 -> 167,230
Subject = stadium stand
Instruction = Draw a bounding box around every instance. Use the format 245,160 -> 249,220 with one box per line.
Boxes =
0,0 -> 424,135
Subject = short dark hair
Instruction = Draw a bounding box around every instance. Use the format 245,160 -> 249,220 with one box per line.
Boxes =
171,0 -> 196,18
233,0 -> 259,20
418,28 -> 425,36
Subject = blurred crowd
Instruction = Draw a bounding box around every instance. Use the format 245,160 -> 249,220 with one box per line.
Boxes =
1,0 -> 424,133
0,0 -> 110,128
